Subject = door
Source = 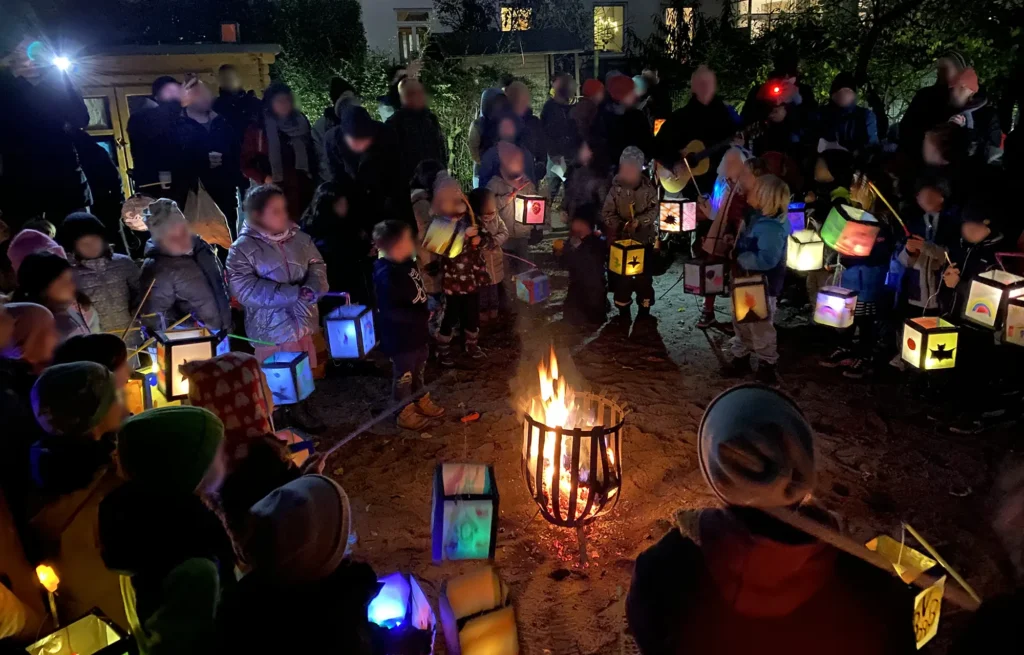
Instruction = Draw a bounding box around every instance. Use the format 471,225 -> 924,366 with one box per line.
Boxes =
114,85 -> 159,193
81,86 -> 131,195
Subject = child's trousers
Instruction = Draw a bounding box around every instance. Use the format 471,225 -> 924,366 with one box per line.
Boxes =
440,293 -> 481,337
392,346 -> 428,403
613,271 -> 655,310
728,297 -> 778,364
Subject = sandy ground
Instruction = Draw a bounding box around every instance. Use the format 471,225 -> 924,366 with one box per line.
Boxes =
306,235 -> 1019,655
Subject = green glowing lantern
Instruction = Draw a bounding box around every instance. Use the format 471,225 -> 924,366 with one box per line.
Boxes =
821,205 -> 880,257
431,463 -> 499,562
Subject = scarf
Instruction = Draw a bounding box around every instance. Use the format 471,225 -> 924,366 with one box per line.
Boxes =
264,111 -> 311,183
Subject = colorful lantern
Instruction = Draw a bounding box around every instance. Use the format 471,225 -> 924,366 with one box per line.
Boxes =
787,229 -> 825,271
731,275 -> 770,323
514,268 -> 550,304
684,260 -> 725,296
261,351 -> 315,406
821,205 -> 880,257
368,572 -> 435,654
1004,297 -> 1024,346
813,286 -> 857,328
422,216 -> 468,258
27,610 -> 130,655
902,317 -> 959,370
609,239 -> 645,276
155,327 -> 227,399
325,301 -> 376,359
126,362 -> 180,414
653,118 -> 666,136
439,567 -> 518,655
658,200 -> 696,233
787,202 -> 806,233
431,463 -> 499,562
514,194 -> 547,226
961,270 -> 1024,330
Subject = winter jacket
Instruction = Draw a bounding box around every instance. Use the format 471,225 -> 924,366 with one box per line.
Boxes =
241,121 -> 317,221
372,257 -> 429,356
479,142 -> 536,189
311,107 -> 340,185
590,103 -> 654,173
127,100 -> 183,192
811,102 -> 879,154
176,111 -> 240,211
386,108 -> 449,184
896,206 -> 960,309
655,96 -> 741,194
30,433 -> 114,496
226,224 -> 328,344
570,98 -> 600,144
212,89 -> 261,150
440,215 -> 493,296
900,85 -> 1001,164
735,213 -> 789,297
564,234 -> 608,325
141,235 -> 232,332
68,249 -> 141,333
541,98 -> 579,160
325,122 -> 415,229
601,174 -> 659,245
217,560 -> 379,655
478,211 -> 509,284
952,91 -> 1003,163
54,304 -> 97,341
412,190 -> 443,295
488,174 -> 538,239
519,109 -> 548,181
627,508 -> 914,655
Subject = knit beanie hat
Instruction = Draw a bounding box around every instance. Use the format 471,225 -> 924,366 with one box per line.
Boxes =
632,75 -> 648,97
53,333 -> 129,373
118,406 -> 224,493
582,79 -> 605,100
698,384 -> 815,508
246,475 -> 351,584
829,72 -> 857,96
619,145 -> 646,170
15,252 -> 71,301
143,198 -> 188,243
340,105 -> 378,139
938,50 -> 969,73
7,229 -> 66,274
951,68 -> 979,94
607,74 -> 636,104
58,212 -> 107,251
32,362 -> 118,436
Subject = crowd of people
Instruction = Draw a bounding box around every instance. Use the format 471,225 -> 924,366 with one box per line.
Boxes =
0,38 -> 1022,655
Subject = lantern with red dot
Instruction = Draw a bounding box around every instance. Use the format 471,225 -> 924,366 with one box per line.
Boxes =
514,194 -> 547,226
902,317 -> 959,370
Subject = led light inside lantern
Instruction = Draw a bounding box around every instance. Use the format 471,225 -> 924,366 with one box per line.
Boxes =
127,360 -> 180,414
325,303 -> 376,359
814,286 -> 857,328
961,270 -> 1024,330
787,202 -> 806,233
368,572 -> 435,653
658,200 -> 696,233
609,239 -> 645,276
27,610 -> 129,655
684,260 -> 725,296
155,328 -> 226,399
821,205 -> 880,257
439,567 -> 518,655
261,351 -> 315,406
431,463 -> 499,562
514,268 -> 550,304
902,317 -> 959,370
1004,298 -> 1024,346
787,229 -> 825,271
731,275 -> 770,323
422,216 -> 468,258
514,194 -> 547,225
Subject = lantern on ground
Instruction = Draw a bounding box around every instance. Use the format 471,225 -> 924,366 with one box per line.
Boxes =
422,216 -> 468,258
27,609 -> 130,655
368,572 -> 435,655
514,194 -> 547,226
787,202 -> 806,233
684,260 -> 725,296
325,298 -> 376,359
731,275 -> 770,323
514,269 -> 550,304
1004,298 -> 1024,346
787,229 -> 825,271
814,286 -> 858,328
961,270 -> 1024,330
821,205 -> 880,257
439,567 -> 518,655
902,317 -> 959,370
431,463 -> 499,562
609,239 -> 645,276
155,328 -> 227,399
261,351 -> 315,406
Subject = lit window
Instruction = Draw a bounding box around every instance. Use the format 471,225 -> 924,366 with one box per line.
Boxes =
397,9 -> 431,63
664,5 -> 695,53
594,5 -> 625,52
501,6 -> 532,31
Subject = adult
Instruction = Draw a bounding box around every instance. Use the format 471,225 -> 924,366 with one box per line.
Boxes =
505,81 -> 548,182
468,89 -> 510,186
947,68 -> 1002,164
212,64 -> 261,147
312,77 -> 357,184
386,78 -> 448,186
127,76 -> 183,197
642,68 -> 672,124
325,105 -> 414,228
899,51 -> 968,158
571,79 -> 604,142
655,65 -> 741,198
177,78 -> 240,228
71,129 -> 123,239
742,54 -> 816,158
241,82 -> 317,221
810,72 -> 878,155
628,385 -> 913,655
478,113 -> 536,189
590,74 -> 653,174
541,72 -> 580,187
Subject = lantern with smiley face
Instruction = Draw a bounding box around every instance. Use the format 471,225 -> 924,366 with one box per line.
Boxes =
902,317 -> 959,370
821,205 -> 880,257
961,270 -> 1024,330
684,260 -> 725,296
814,286 -> 858,328
514,194 -> 547,226
732,275 -> 770,323
609,239 -> 645,276
787,229 -> 825,272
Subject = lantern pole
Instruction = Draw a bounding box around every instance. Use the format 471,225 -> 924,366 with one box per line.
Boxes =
121,278 -> 156,340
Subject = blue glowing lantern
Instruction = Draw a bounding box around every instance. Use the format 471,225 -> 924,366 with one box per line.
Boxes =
261,351 -> 315,406
515,269 -> 550,305
787,202 -> 806,233
431,464 -> 499,562
325,301 -> 376,359
368,572 -> 435,654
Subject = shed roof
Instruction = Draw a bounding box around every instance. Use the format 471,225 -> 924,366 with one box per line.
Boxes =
430,29 -> 585,57
81,43 -> 282,57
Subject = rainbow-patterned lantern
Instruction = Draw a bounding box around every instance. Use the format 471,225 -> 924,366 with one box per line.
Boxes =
787,229 -> 825,271
609,239 -> 645,276
431,463 -> 499,562
961,270 -> 1024,330
821,205 -> 880,257
814,286 -> 857,329
902,317 -> 959,370
1004,297 -> 1024,346
732,275 -> 770,323
684,260 -> 725,296
514,194 -> 547,226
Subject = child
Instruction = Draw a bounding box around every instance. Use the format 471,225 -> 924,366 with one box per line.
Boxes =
300,180 -> 371,309
468,188 -> 509,324
563,139 -> 609,224
227,185 -> 328,431
6,228 -> 66,275
488,142 -> 538,311
563,203 -> 608,326
21,218 -> 57,239
59,212 -> 141,336
372,219 -> 445,431
53,333 -> 132,389
602,146 -> 659,321
895,175 -> 959,314
479,113 -> 535,189
410,160 -> 448,333
12,252 -> 97,340
141,199 -> 233,333
726,174 -> 791,384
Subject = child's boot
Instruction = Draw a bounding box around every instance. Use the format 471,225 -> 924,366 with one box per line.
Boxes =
756,361 -> 779,386
417,393 -> 446,418
722,354 -> 752,378
436,335 -> 455,367
397,403 -> 431,431
465,329 -> 485,360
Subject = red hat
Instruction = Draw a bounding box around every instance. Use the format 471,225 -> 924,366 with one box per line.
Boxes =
582,79 -> 605,99
950,68 -> 979,94
607,75 -> 636,104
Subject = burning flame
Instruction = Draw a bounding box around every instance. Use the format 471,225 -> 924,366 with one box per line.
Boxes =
36,564 -> 59,592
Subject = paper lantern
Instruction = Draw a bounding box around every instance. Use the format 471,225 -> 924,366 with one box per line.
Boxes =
275,428 -> 315,467
902,317 -> 959,370
684,260 -> 725,296
731,275 -> 770,323
658,200 -> 696,233
787,202 -> 806,233
431,463 -> 499,562
126,363 -> 180,414
821,205 -> 880,257
422,216 -> 468,258
814,286 -> 857,328
155,327 -> 227,399
653,118 -> 666,136
1004,297 -> 1024,346
514,268 -> 550,304
609,239 -> 645,276
325,302 -> 376,359
961,270 -> 1024,330
514,194 -> 547,226
866,535 -> 937,584
439,567 -> 518,655
27,610 -> 130,655
787,229 -> 825,271
261,351 -> 315,406
368,572 -> 435,655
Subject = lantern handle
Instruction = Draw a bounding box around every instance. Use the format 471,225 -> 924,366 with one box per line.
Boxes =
995,252 -> 1024,272
121,278 -> 157,340
127,313 -> 194,359
459,191 -> 478,228
322,291 -> 352,306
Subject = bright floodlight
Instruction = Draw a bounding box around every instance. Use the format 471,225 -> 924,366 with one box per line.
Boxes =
53,56 -> 71,71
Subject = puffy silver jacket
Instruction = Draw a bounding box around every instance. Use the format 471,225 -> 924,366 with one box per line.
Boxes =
226,224 -> 328,344
69,249 -> 141,332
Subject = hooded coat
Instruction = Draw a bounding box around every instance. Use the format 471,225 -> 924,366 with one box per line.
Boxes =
140,235 -> 232,332
601,173 -> 659,245
68,248 -> 141,333
469,89 -> 506,173
226,223 -> 328,344
734,213 -> 789,297
386,107 -> 449,185
541,97 -> 579,160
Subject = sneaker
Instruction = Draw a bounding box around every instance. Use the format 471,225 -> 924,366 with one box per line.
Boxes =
755,362 -> 779,385
722,355 -> 752,378
697,310 -> 716,329
819,347 -> 854,369
289,400 -> 326,434
397,404 -> 431,431
416,393 -> 446,418
842,358 -> 874,379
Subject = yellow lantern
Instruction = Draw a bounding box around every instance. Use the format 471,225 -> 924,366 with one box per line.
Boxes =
1004,298 -> 1024,346
961,270 -> 1024,330
514,194 -> 547,226
155,327 -> 227,399
732,275 -> 770,323
813,286 -> 857,328
787,229 -> 825,271
902,317 -> 959,370
422,216 -> 468,258
609,239 -> 645,276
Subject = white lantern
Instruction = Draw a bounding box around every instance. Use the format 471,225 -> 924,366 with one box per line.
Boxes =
325,300 -> 376,359
684,260 -> 725,296
261,351 -> 315,406
961,270 -> 1024,330
155,328 -> 227,399
813,286 -> 857,329
1004,298 -> 1024,346
787,229 -> 825,272
902,317 -> 959,370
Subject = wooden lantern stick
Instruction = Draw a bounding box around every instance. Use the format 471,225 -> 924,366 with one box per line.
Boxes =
460,191 -> 477,227
127,313 -> 194,359
682,158 -> 704,198
903,522 -> 982,605
866,180 -> 910,237
121,278 -> 156,340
